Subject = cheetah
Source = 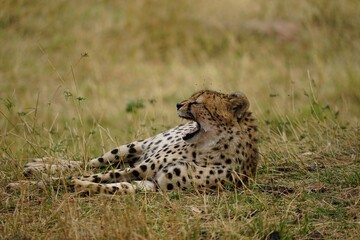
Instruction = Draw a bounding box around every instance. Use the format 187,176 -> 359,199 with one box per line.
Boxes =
8,90 -> 259,194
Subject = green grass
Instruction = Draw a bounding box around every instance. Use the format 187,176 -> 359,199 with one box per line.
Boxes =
1,0 -> 360,239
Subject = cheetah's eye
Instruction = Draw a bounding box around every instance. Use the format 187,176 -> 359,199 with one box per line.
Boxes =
189,101 -> 200,106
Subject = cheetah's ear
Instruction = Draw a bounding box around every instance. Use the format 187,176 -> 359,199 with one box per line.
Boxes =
229,92 -> 249,117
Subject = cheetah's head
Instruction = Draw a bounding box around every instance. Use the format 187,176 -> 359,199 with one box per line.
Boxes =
177,90 -> 249,142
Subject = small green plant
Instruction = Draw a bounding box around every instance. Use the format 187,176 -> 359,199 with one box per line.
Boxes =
1,97 -> 14,110
126,99 -> 145,113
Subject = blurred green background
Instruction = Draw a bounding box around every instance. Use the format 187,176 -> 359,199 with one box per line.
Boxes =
1,0 -> 359,144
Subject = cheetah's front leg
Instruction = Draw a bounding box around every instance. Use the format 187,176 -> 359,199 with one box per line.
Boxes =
88,141 -> 144,168
72,179 -> 156,195
77,164 -> 147,184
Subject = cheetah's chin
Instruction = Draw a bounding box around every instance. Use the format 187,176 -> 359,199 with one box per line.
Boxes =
183,121 -> 201,141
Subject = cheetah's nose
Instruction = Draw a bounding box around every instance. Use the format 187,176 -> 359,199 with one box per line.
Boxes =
176,103 -> 184,110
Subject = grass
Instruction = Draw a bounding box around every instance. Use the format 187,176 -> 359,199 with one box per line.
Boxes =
1,0 -> 360,239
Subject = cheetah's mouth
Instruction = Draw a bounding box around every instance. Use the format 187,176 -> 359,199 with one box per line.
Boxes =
178,112 -> 201,140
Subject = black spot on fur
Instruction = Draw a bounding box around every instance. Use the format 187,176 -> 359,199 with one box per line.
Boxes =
182,176 -> 187,183
93,176 -> 101,183
225,159 -> 232,164
132,170 -> 140,178
111,149 -> 119,154
242,175 -> 248,184
129,148 -> 137,154
115,172 -> 121,178
98,157 -> 104,163
167,183 -> 174,190
151,163 -> 155,170
128,157 -> 140,168
174,168 -> 181,176
140,165 -> 147,172
226,172 -> 233,180
192,152 -> 196,159
167,172 -> 173,179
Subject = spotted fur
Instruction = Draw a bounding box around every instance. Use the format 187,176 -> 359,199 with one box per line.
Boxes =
9,90 -> 259,195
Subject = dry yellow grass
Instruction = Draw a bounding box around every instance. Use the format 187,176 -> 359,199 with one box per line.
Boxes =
1,1 -> 359,239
